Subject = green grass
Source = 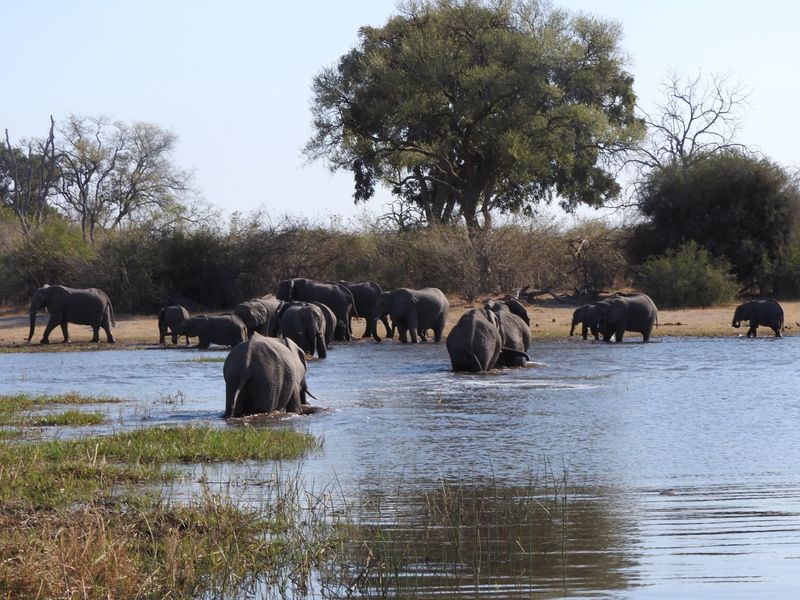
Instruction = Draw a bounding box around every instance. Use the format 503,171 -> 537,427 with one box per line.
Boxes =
0,393 -> 122,426
26,409 -> 106,426
185,357 -> 226,363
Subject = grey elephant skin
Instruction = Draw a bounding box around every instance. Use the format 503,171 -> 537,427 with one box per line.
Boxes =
234,296 -> 283,338
446,307 -> 503,372
595,293 -> 658,343
372,287 -> 449,343
732,299 -> 784,337
335,280 -> 391,338
158,305 -> 190,345
276,278 -> 354,341
570,304 -> 601,340
28,284 -> 115,344
224,334 -> 310,417
277,302 -> 328,358
175,314 -> 246,349
309,301 -> 336,346
486,300 -> 531,366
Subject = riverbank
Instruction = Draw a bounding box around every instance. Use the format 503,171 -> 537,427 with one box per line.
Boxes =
2,298 -> 797,349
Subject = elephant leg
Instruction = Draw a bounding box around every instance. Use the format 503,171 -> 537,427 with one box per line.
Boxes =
615,324 -> 625,343
316,333 -> 327,359
747,322 -> 757,338
407,316 -> 419,343
171,330 -> 179,344
57,320 -> 70,343
39,317 -> 61,344
581,324 -> 589,340
398,326 -> 409,343
198,335 -> 210,349
91,326 -> 100,343
286,391 -> 302,415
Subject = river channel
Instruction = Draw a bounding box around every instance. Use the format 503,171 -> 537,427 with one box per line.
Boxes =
1,335 -> 799,597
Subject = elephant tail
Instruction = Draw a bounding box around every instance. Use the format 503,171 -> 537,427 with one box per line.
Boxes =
108,302 -> 116,328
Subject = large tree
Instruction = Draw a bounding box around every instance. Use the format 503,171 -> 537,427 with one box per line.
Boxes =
306,0 -> 642,231
629,151 -> 800,290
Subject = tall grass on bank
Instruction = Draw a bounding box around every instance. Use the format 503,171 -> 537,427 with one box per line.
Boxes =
0,392 -> 121,426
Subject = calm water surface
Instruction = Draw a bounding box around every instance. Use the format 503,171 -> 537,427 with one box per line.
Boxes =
1,336 -> 799,597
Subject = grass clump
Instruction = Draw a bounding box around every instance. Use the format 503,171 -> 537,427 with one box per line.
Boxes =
0,392 -> 121,426
26,409 -> 105,426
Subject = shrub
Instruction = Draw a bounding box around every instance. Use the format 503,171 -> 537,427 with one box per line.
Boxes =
635,241 -> 738,308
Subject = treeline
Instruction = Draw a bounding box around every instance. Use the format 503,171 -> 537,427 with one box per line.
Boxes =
2,207 -> 799,314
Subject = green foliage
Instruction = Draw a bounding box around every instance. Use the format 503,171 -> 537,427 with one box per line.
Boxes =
306,0 -> 643,229
635,241 -> 738,308
629,151 -> 800,291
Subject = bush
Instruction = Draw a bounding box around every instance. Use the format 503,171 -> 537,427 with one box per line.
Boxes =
635,241 -> 738,308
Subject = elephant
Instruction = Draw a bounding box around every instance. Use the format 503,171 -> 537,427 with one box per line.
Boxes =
372,287 -> 449,343
486,300 -> 531,367
570,304 -> 601,340
335,280 -> 391,338
309,301 -> 336,346
732,299 -> 784,337
594,293 -> 658,343
500,297 -> 530,326
223,334 -> 312,417
446,307 -> 503,372
276,301 -> 327,358
27,284 -> 115,344
234,295 -> 283,338
175,314 -> 246,349
158,305 -> 190,345
276,278 -> 354,341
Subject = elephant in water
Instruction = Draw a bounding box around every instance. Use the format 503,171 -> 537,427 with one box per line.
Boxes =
224,334 -> 312,417
485,300 -> 531,367
276,301 -> 327,358
446,307 -> 503,372
158,305 -> 190,345
732,299 -> 784,337
276,278 -> 354,341
372,287 -> 449,343
334,280 -> 391,338
175,314 -> 246,349
594,293 -> 658,343
28,284 -> 115,344
570,304 -> 601,340
233,296 -> 283,338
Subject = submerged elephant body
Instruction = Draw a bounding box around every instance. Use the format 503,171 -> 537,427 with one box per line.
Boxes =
372,287 -> 449,343
732,299 -> 784,337
176,314 -> 246,349
28,285 -> 115,344
595,294 -> 658,343
446,308 -> 503,372
223,334 -> 310,417
158,305 -> 190,345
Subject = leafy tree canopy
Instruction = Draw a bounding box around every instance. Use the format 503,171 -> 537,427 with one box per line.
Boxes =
306,0 -> 643,231
629,151 -> 800,289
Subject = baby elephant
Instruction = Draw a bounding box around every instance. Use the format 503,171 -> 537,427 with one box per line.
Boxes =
223,334 -> 311,417
732,299 -> 784,337
175,314 -> 246,349
158,305 -> 190,345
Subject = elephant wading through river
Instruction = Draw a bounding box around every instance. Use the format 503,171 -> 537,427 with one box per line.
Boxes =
446,307 -> 503,372
372,287 -> 449,343
570,304 -> 601,340
732,299 -> 784,337
485,300 -> 531,367
224,334 -> 312,417
595,293 -> 658,343
175,314 -> 246,349
276,278 -> 354,341
158,305 -> 190,345
276,302 -> 328,359
234,296 -> 283,338
28,284 -> 116,344
335,280 -> 391,339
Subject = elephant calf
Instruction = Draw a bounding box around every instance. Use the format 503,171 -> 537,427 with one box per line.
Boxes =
158,305 -> 190,345
224,334 -> 311,417
175,314 -> 246,349
732,299 -> 784,337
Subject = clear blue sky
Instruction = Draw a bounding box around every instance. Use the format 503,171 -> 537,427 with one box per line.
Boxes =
3,1 -> 798,224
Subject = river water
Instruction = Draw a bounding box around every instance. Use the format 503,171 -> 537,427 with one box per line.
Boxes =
1,336 -> 799,597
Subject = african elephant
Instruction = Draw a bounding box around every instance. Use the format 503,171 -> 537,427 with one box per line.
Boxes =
175,314 -> 246,349
372,287 -> 449,343
446,307 -> 503,372
594,293 -> 658,343
732,299 -> 784,337
486,300 -> 531,366
158,305 -> 190,345
335,280 -> 391,338
234,295 -> 283,338
27,284 -> 115,344
276,278 -> 354,341
309,301 -> 336,346
276,301 -> 327,358
570,304 -> 601,340
223,334 -> 312,417
500,297 -> 530,325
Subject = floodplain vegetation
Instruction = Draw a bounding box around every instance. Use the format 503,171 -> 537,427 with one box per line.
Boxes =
0,393 -> 581,599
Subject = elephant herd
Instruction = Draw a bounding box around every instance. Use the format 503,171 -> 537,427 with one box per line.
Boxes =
25,283 -> 789,419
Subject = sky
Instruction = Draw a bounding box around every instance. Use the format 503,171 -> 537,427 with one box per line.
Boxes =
3,1 -> 799,226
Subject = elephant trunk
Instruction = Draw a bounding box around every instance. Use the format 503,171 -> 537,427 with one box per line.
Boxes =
732,317 -> 741,328
27,311 -> 37,342
371,312 -> 383,342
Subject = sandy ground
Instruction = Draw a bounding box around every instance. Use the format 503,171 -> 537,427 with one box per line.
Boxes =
2,297 -> 797,350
